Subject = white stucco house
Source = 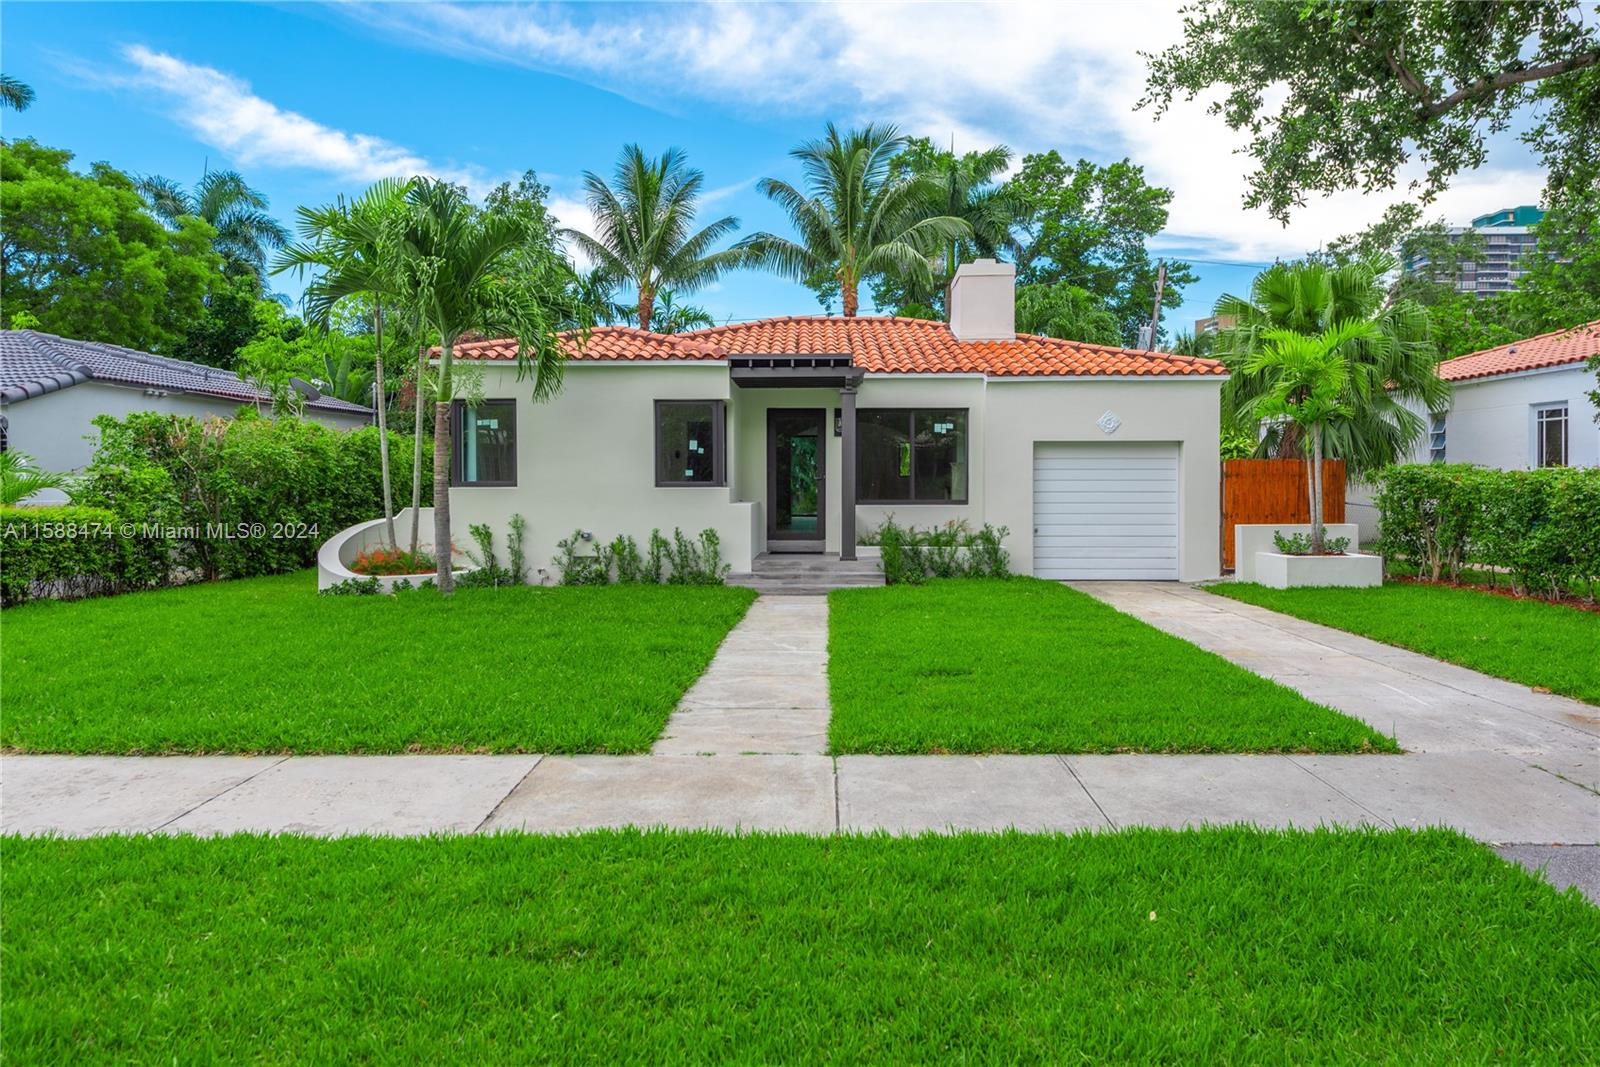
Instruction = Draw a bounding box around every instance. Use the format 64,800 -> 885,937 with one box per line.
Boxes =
443,261 -> 1228,582
0,330 -> 374,488
1348,320 -> 1600,539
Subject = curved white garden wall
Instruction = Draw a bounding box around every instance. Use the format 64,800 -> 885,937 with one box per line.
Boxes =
316,507 -> 477,592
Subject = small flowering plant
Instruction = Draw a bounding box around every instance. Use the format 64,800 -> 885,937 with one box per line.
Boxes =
350,547 -> 437,576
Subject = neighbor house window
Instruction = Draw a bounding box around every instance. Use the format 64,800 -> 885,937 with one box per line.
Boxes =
451,399 -> 516,486
858,408 -> 968,503
655,400 -> 726,486
1428,413 -> 1447,463
1534,403 -> 1568,468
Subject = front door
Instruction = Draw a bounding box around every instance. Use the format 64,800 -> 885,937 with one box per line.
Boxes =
767,408 -> 826,550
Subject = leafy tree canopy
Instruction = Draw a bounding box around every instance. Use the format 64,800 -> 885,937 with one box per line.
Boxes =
1141,1 -> 1600,222
1014,282 -> 1124,347
0,139 -> 222,352
1003,151 -> 1193,344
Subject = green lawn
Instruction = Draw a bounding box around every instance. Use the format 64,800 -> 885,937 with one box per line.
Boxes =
1210,581 -> 1600,705
0,572 -> 754,754
4,829 -> 1596,1063
828,579 -> 1393,754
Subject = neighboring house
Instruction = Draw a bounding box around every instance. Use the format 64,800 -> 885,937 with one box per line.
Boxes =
0,330 -> 373,482
445,260 -> 1228,581
1348,320 -> 1600,540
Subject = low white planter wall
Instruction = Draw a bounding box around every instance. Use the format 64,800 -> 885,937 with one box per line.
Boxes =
316,507 -> 478,593
1234,523 -> 1360,583
1254,550 -> 1383,589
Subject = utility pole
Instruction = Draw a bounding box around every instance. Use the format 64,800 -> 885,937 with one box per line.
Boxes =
1145,261 -> 1167,351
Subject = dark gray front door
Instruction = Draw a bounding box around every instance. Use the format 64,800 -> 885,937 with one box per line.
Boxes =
767,408 -> 826,548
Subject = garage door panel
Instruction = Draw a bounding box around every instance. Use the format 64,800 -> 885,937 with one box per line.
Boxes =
1033,443 -> 1180,581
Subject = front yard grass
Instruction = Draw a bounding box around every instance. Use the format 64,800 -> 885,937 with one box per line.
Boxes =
0,571 -> 755,754
829,579 -> 1393,753
1210,581 -> 1600,705
5,828 -> 1597,1063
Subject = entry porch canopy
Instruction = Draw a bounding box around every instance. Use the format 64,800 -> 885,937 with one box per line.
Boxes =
729,354 -> 866,560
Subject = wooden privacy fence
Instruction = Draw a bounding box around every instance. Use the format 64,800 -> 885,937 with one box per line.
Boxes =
1221,458 -> 1346,570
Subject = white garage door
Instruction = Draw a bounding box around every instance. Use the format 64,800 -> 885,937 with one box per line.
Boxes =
1033,443 -> 1180,580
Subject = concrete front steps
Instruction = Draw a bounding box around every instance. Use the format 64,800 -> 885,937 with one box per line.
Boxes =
727,553 -> 884,595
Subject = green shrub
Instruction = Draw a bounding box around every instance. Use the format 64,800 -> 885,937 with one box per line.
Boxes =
873,517 -> 1011,584
0,505 -> 172,606
553,530 -> 609,586
646,529 -> 669,584
74,412 -> 431,583
1375,464 -> 1600,599
611,534 -> 647,583
319,575 -> 382,597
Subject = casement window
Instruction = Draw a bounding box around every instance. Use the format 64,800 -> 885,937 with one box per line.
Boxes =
451,399 -> 517,486
655,400 -> 726,486
1534,403 -> 1568,468
858,408 -> 969,504
1428,413 -> 1447,463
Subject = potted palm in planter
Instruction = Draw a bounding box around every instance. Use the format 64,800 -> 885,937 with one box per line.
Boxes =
1245,321 -> 1384,589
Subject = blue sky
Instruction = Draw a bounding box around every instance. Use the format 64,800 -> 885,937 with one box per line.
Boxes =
3,2 -> 1546,337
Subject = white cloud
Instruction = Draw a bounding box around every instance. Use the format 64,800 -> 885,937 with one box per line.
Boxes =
351,1 -> 1546,263
118,44 -> 500,197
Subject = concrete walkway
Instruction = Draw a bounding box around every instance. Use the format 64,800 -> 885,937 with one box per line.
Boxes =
4,585 -> 1595,880
652,596 -> 830,755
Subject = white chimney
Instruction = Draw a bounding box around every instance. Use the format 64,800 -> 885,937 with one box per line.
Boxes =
949,259 -> 1016,341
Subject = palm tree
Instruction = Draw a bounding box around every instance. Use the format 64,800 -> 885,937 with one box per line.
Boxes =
0,451 -> 66,505
276,178 -> 412,548
384,178 -> 572,593
561,146 -> 744,332
737,123 -> 971,317
1246,320 -> 1376,552
648,290 -> 715,334
138,170 -> 290,279
912,141 -> 1021,300
1,74 -> 35,111
1213,255 -> 1449,478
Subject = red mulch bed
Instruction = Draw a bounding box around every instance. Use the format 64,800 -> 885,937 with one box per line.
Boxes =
1391,575 -> 1600,615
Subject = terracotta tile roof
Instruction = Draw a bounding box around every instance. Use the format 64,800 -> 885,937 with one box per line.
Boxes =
450,316 -> 1225,378
1438,320 -> 1600,382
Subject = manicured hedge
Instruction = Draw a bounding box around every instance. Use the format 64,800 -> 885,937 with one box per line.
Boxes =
1,411 -> 430,606
1375,464 -> 1600,598
0,505 -> 171,606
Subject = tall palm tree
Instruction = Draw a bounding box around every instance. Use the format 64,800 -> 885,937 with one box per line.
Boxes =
739,124 -> 970,317
138,170 -> 290,279
276,178 -> 412,547
1246,320 -> 1376,552
914,141 -> 1022,299
1213,254 -> 1449,478
561,146 -> 744,332
1,74 -> 35,111
384,178 -> 572,593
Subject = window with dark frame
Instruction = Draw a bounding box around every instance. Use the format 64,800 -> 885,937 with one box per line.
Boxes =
655,400 -> 726,486
858,408 -> 968,503
451,399 -> 517,486
1535,404 -> 1568,468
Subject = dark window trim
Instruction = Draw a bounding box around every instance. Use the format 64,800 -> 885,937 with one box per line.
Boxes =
857,407 -> 970,506
654,399 -> 727,487
450,398 -> 518,487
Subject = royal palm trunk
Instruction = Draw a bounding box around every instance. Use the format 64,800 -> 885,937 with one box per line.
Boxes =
432,397 -> 453,594
1309,426 -> 1325,554
374,303 -> 397,548
409,345 -> 424,556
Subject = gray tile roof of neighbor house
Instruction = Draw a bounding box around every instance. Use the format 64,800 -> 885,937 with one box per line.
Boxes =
0,330 -> 373,416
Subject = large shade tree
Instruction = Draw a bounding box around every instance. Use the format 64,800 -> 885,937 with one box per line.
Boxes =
138,170 -> 290,280
1141,1 -> 1600,222
561,146 -> 743,333
1213,255 -> 1449,478
381,179 -> 575,593
276,178 -> 413,548
738,123 -> 970,317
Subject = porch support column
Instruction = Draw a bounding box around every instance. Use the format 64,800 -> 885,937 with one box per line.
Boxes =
840,382 -> 858,561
